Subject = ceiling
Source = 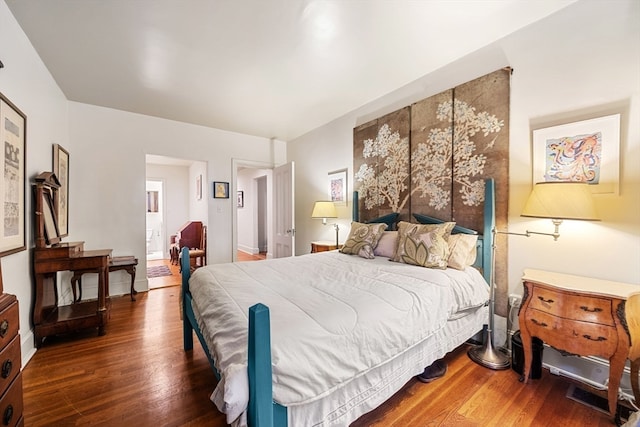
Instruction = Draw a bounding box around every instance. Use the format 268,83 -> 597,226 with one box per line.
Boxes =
6,0 -> 575,141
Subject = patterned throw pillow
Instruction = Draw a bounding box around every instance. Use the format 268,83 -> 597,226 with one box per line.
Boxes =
340,222 -> 388,259
392,221 -> 455,268
447,233 -> 478,270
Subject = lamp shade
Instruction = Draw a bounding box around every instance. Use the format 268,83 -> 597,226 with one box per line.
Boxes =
521,182 -> 599,221
311,201 -> 337,219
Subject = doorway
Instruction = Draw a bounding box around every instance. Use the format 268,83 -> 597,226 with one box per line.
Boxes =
235,166 -> 271,260
145,179 -> 165,261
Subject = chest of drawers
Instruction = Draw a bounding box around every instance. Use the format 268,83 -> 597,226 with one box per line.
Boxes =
519,269 -> 640,421
0,295 -> 23,427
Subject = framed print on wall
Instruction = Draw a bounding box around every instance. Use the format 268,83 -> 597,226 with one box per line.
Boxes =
196,174 -> 202,200
53,143 -> 69,237
328,168 -> 348,206
213,181 -> 229,199
237,191 -> 244,208
532,113 -> 620,194
0,92 -> 27,257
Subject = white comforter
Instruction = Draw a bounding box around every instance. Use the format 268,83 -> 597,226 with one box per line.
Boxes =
188,251 -> 489,424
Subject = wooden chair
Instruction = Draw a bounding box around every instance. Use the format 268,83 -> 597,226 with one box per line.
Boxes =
188,225 -> 207,269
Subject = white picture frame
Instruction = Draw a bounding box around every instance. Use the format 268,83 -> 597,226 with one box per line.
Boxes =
328,168 -> 348,206
532,113 -> 620,195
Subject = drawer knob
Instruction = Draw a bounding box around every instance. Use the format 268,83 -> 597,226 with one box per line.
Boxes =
583,334 -> 607,342
2,404 -> 12,426
531,319 -> 548,327
0,320 -> 7,338
537,296 -> 554,304
580,306 -> 603,313
1,359 -> 12,379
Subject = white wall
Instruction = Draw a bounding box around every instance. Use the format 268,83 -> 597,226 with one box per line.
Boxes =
0,1 -> 71,365
289,1 -> 640,299
68,102 -> 286,292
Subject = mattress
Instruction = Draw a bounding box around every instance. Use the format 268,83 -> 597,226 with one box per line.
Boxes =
188,251 -> 489,426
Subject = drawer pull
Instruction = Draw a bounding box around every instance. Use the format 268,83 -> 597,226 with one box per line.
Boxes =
531,319 -> 548,327
0,320 -> 7,338
537,296 -> 554,304
1,359 -> 12,379
583,334 -> 607,342
580,306 -> 603,313
2,404 -> 12,426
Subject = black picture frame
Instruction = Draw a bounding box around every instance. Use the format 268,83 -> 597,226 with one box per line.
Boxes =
213,181 -> 229,199
237,191 -> 244,208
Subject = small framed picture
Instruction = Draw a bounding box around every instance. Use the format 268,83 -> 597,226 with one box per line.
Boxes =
196,174 -> 202,200
237,190 -> 244,208
328,168 -> 348,206
213,181 -> 229,199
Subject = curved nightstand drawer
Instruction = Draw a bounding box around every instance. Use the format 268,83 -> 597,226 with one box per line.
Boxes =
529,286 -> 613,325
524,309 -> 618,358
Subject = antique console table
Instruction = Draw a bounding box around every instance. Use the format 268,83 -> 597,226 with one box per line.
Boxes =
33,242 -> 112,347
519,269 -> 640,421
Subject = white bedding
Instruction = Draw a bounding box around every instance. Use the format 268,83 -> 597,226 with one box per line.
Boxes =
188,251 -> 489,426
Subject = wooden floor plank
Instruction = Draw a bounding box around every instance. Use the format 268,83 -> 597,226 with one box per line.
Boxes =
21,259 -> 629,426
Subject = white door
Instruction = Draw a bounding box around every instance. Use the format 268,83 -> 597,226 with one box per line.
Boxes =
273,162 -> 295,258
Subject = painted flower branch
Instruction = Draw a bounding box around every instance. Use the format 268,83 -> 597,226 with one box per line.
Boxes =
355,99 -> 504,212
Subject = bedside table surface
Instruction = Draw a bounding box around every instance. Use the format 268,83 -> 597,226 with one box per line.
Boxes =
311,240 -> 339,246
522,268 -> 640,300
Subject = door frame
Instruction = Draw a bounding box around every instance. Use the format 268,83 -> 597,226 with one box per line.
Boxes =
232,158 -> 275,262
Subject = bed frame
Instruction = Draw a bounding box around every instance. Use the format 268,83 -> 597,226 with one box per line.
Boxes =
181,178 -> 496,427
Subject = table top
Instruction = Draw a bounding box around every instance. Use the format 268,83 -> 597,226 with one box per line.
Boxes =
522,268 -> 640,299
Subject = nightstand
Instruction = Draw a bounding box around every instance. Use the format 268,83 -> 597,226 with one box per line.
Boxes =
519,269 -> 640,420
310,241 -> 341,253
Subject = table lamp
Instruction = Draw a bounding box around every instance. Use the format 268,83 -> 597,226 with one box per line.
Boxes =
468,181 -> 599,370
311,201 -> 339,247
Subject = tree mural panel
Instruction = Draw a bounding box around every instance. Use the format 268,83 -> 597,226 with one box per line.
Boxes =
354,107 -> 411,225
410,89 -> 454,219
353,68 -> 511,315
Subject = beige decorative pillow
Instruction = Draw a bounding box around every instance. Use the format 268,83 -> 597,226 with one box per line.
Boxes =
398,229 -> 450,269
373,231 -> 398,258
340,222 -> 387,259
391,221 -> 456,264
447,234 -> 478,270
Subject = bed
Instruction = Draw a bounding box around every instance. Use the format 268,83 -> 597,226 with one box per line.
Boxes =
181,179 -> 497,427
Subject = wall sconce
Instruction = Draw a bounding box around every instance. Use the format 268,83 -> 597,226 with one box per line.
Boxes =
468,181 -> 600,370
311,201 -> 339,246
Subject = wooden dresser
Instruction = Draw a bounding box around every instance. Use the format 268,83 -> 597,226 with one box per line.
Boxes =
0,288 -> 23,426
519,269 -> 640,421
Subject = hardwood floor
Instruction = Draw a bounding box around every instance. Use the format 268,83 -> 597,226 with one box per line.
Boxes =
21,260 -> 629,426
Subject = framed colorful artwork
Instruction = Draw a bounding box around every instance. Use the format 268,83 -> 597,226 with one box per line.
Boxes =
0,92 -> 27,257
532,113 -> 620,194
328,168 -> 348,206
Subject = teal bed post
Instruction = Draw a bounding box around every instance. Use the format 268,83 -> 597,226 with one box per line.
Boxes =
181,247 -> 193,350
248,303 -> 274,427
